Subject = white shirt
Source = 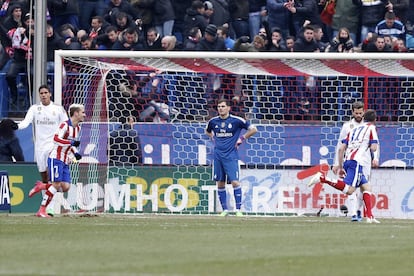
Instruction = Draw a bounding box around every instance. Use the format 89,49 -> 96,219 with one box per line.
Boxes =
344,122 -> 379,168
18,102 -> 68,152
334,118 -> 363,166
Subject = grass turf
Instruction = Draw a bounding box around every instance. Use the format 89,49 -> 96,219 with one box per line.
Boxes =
0,214 -> 413,276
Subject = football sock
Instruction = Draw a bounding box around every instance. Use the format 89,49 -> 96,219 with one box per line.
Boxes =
217,187 -> 228,211
363,191 -> 373,218
348,192 -> 358,216
233,185 -> 242,210
321,175 -> 347,192
41,185 -> 57,207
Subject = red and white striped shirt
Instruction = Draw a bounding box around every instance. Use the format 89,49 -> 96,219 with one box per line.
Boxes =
49,119 -> 80,164
343,122 -> 379,168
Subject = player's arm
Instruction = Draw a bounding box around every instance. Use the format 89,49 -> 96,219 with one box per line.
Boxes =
333,123 -> 348,173
337,143 -> 347,172
17,105 -> 35,129
53,122 -> 72,146
237,125 -> 258,147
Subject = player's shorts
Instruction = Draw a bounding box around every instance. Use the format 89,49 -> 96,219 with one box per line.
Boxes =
47,158 -> 71,183
213,157 -> 239,182
35,149 -> 51,172
343,160 -> 368,188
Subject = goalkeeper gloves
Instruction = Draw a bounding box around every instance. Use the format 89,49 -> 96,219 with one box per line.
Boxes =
71,140 -> 80,147
74,153 -> 82,160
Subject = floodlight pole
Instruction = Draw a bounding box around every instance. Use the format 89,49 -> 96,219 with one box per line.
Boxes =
33,0 -> 47,104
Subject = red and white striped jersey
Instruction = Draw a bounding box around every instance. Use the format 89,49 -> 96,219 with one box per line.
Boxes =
49,119 -> 80,164
343,122 -> 379,168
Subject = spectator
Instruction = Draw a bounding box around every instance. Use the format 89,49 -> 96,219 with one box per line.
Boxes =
205,0 -> 231,28
0,118 -> 24,162
326,27 -> 354,52
153,0 -> 175,37
59,23 -> 81,50
79,34 -> 98,50
171,0 -> 192,42
130,0 -> 156,35
161,35 -> 182,51
375,11 -> 406,41
267,27 -> 287,51
266,0 -> 290,39
313,25 -> 328,52
47,0 -> 80,31
96,25 -> 117,50
46,24 -> 66,73
233,34 -> 266,51
228,0 -> 250,38
88,16 -> 107,39
184,0 -> 208,37
112,11 -> 139,32
248,0 -> 267,42
285,35 -> 295,51
104,0 -> 140,26
78,0 -> 106,31
331,0 -> 360,45
356,0 -> 390,44
182,26 -> 202,50
144,27 -> 162,50
388,0 -> 409,25
217,25 -> 235,50
6,20 -> 32,111
285,0 -> 322,37
293,25 -> 319,52
112,26 -> 144,50
109,116 -> 142,166
393,37 -> 408,51
1,4 -> 24,55
362,33 -> 393,52
195,23 -> 226,50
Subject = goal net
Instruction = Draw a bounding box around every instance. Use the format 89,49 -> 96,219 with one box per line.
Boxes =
54,51 -> 414,218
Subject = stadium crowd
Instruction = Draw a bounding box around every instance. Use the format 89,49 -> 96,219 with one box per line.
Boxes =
0,0 -> 414,115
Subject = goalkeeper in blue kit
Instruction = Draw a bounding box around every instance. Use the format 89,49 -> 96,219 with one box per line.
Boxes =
206,99 -> 258,216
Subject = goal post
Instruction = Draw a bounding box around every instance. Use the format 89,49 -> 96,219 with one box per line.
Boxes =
53,50 -> 414,218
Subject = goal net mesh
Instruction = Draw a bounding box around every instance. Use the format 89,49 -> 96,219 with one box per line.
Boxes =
55,51 -> 414,216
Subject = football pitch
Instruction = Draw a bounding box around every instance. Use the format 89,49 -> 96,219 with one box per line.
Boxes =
1,214 -> 413,276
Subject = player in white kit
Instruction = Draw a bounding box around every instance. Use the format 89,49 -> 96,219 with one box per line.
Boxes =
17,85 -> 68,215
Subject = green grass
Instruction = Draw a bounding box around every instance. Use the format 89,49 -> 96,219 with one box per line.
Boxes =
1,214 -> 413,276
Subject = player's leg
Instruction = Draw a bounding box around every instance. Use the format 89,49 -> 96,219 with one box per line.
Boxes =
214,158 -> 228,216
360,183 -> 380,223
37,150 -> 56,216
36,159 -> 61,217
224,159 -> 243,216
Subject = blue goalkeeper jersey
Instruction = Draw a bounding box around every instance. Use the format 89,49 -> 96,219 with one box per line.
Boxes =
206,114 -> 250,159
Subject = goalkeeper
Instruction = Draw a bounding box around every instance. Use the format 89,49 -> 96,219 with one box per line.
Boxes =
205,99 -> 258,216
32,104 -> 85,218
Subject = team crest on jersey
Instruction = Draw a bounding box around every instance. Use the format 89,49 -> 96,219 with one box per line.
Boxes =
228,123 -> 232,129
37,106 -> 42,113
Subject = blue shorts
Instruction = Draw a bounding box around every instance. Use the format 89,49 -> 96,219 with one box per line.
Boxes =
48,158 -> 71,183
213,157 -> 239,182
343,160 -> 368,188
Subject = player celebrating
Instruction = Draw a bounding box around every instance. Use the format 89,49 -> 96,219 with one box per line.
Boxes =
308,109 -> 380,223
334,101 -> 362,221
34,104 -> 85,218
333,101 -> 380,221
205,99 -> 258,216
18,85 -> 68,215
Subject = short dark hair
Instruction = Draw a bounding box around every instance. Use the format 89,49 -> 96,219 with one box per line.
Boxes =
364,109 -> 377,122
351,101 -> 364,111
